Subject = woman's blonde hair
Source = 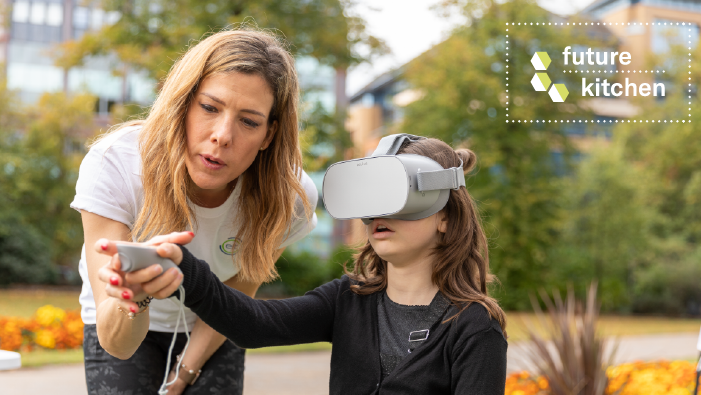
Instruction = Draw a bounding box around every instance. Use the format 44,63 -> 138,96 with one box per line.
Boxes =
96,28 -> 312,283
345,138 -> 506,336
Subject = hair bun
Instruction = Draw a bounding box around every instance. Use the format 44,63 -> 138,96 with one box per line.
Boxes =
455,149 -> 476,173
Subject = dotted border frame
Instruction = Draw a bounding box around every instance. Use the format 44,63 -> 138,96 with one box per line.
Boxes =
504,22 -> 693,124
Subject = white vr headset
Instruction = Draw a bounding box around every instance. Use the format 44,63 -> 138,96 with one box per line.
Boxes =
322,134 -> 465,225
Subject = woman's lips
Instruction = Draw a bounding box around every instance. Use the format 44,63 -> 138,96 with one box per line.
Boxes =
200,154 -> 225,170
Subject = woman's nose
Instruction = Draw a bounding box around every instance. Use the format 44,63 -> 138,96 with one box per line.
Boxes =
210,118 -> 235,147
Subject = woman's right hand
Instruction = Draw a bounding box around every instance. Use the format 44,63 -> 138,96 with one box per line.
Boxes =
94,231 -> 193,313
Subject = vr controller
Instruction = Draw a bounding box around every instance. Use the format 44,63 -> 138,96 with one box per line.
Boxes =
116,244 -> 182,275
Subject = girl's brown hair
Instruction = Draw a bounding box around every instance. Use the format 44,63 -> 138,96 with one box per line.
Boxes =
95,28 -> 312,284
345,138 -> 506,335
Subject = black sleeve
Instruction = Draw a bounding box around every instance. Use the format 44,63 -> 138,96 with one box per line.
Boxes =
451,322 -> 508,395
172,245 -> 337,349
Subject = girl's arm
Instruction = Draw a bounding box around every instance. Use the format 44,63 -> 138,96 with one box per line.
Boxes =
165,256 -> 274,394
173,244 -> 337,348
97,237 -> 338,349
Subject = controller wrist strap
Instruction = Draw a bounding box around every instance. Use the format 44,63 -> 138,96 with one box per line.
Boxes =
158,285 -> 190,395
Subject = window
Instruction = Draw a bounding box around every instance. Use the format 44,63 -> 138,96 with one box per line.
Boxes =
73,6 -> 89,29
104,11 -> 120,25
7,63 -> 64,92
90,8 -> 104,30
651,19 -> 699,54
29,2 -> 46,25
12,1 -> 30,23
46,3 -> 63,26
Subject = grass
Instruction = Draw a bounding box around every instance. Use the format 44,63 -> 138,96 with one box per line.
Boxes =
506,312 -> 701,342
19,349 -> 85,367
4,288 -> 701,366
0,288 -> 81,318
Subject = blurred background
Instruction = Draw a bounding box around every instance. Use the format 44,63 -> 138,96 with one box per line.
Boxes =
2,0 -> 701,394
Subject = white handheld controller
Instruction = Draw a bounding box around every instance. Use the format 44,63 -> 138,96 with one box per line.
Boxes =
116,244 -> 182,275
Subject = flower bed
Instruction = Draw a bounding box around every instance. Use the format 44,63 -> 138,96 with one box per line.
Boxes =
0,305 -> 83,351
506,361 -> 696,395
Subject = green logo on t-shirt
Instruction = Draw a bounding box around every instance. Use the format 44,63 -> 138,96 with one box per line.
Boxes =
220,237 -> 242,256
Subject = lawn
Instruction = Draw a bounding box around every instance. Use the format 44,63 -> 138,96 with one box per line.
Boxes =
3,288 -> 701,366
0,288 -> 81,318
506,312 -> 701,342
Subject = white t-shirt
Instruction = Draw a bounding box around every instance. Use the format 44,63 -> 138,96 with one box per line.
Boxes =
70,126 -> 318,332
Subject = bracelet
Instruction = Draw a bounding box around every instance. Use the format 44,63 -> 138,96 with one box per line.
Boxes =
117,305 -> 148,320
174,354 -> 201,385
136,296 -> 154,309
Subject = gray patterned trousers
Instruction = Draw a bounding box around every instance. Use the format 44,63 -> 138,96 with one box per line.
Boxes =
83,324 -> 245,395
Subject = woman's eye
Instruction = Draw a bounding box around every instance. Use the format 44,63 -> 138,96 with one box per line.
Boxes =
200,103 -> 217,113
242,118 -> 260,128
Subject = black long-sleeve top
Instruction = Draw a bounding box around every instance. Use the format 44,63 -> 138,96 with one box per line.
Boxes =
173,245 -> 508,395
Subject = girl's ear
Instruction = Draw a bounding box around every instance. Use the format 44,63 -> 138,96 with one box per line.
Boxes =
437,212 -> 448,233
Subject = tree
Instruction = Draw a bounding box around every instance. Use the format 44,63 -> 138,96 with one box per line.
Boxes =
54,0 -> 386,84
548,144 -> 652,311
0,90 -> 97,271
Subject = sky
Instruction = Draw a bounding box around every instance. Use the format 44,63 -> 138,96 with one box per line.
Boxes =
346,0 -> 598,96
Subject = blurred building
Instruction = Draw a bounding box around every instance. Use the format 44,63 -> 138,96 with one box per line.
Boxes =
583,0 -> 701,87
0,0 -> 156,117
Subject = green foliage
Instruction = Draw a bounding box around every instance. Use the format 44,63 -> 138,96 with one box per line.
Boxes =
632,254 -> 701,315
265,244 -> 353,296
55,0 -> 387,81
0,90 -> 97,270
299,103 -> 352,172
547,145 -> 652,311
546,30 -> 701,314
0,218 -> 56,286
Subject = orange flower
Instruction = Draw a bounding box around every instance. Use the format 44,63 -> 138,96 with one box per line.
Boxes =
0,305 -> 84,351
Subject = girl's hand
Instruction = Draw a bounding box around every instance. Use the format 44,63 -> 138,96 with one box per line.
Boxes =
94,231 -> 193,313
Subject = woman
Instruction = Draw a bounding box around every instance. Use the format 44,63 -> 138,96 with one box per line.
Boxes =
98,138 -> 508,394
70,29 -> 318,395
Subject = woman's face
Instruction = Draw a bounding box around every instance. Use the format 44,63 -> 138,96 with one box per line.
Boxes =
184,71 -> 277,198
366,213 -> 447,267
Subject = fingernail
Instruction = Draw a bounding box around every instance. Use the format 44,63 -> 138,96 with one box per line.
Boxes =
122,291 -> 130,300
101,243 -> 108,251
154,265 -> 163,273
188,231 -> 194,237
110,276 -> 119,285
129,306 -> 136,313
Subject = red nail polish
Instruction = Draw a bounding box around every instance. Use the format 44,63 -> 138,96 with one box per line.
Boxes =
101,244 -> 108,251
110,277 -> 119,286
188,231 -> 194,237
129,306 -> 136,313
122,291 -> 130,300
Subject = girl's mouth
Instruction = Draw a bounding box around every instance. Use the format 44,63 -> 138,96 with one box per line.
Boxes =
372,223 -> 395,239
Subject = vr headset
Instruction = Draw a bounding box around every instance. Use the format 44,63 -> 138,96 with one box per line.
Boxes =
322,134 -> 465,225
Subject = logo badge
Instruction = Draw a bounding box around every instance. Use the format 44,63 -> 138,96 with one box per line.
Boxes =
220,237 -> 242,256
530,51 -> 569,102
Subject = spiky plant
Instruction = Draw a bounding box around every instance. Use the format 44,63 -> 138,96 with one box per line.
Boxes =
525,282 -> 617,395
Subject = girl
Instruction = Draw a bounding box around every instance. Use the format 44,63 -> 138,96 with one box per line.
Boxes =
97,137 -> 508,394
71,29 -> 317,395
